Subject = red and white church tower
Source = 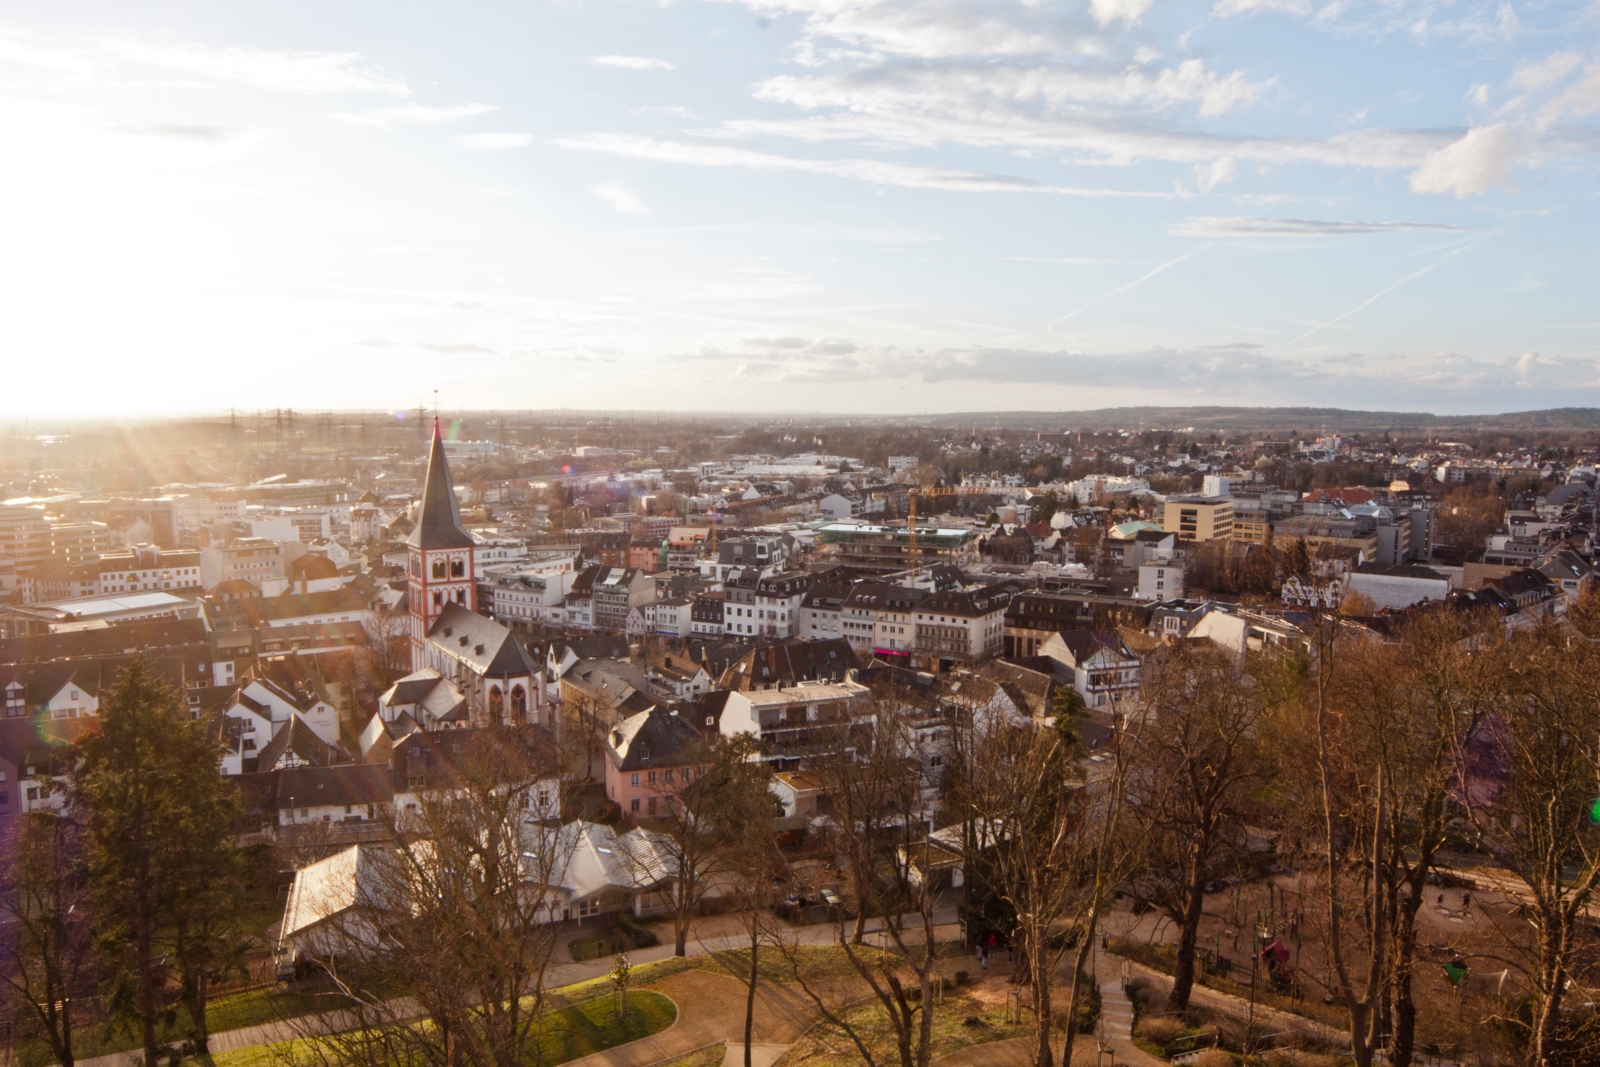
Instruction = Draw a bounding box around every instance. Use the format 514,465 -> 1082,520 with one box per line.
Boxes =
407,420 -> 479,671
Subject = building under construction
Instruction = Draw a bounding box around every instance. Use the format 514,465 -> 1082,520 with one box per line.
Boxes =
816,522 -> 976,576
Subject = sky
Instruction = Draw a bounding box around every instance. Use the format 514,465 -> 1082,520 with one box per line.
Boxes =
1,0 -> 1598,417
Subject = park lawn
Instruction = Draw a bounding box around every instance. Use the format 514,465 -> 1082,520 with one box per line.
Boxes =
536,990 -> 677,1064
703,940 -> 966,986
777,988 -> 1032,1067
658,1042 -> 728,1067
549,956 -> 698,1005
209,990 -> 677,1067
10,981 -> 361,1066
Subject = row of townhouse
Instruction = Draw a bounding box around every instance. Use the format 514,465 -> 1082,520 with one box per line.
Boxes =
482,563 -> 653,632
800,577 -> 1018,666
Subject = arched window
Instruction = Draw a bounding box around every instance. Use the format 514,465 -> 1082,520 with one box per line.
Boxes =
510,685 -> 527,721
432,591 -> 443,609
450,558 -> 466,578
488,686 -> 504,717
431,560 -> 446,580
455,589 -> 466,604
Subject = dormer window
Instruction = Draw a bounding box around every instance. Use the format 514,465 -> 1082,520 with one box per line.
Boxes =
638,742 -> 650,761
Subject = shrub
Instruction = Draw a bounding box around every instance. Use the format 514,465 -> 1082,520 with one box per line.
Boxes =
1135,1016 -> 1188,1046
1191,1050 -> 1234,1067
954,970 -> 969,985
1264,1052 -> 1338,1067
611,912 -> 660,950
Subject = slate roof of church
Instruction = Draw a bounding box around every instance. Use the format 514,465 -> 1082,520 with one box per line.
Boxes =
406,421 -> 477,551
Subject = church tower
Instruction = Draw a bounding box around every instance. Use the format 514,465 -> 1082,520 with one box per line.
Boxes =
408,419 -> 478,671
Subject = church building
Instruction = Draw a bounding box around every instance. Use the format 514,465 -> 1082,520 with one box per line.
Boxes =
394,421 -> 544,727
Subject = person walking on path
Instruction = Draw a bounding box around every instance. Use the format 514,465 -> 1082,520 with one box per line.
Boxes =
979,942 -> 988,971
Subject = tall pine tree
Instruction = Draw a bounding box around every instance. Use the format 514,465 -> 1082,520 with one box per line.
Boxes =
73,658 -> 244,1066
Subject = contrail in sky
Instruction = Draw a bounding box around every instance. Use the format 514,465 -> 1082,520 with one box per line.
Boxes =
1046,246 -> 1208,340
1276,230 -> 1500,351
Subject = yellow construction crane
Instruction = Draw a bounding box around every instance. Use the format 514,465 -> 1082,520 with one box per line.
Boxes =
877,485 -> 998,580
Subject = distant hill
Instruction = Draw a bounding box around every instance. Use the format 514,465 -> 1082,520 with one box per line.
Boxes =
912,407 -> 1600,433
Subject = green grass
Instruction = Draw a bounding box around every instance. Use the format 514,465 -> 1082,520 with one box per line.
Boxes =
204,991 -> 678,1067
537,991 -> 677,1064
10,981 -> 359,1066
657,1042 -> 728,1067
703,940 -> 966,986
553,955 -> 698,1003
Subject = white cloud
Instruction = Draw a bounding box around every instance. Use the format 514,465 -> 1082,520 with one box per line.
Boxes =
101,38 -> 410,95
557,133 -> 1167,196
1212,0 -> 1312,17
1408,124 -> 1515,197
1510,52 -> 1581,92
1194,158 -> 1238,192
588,182 -> 651,215
1173,216 -> 1470,236
593,55 -> 675,70
335,103 -> 497,128
724,0 -> 1064,60
455,131 -> 535,150
1092,0 -> 1156,26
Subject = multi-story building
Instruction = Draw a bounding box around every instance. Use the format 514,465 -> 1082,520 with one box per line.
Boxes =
1040,630 -> 1142,709
1229,507 -> 1273,546
798,577 -> 851,640
690,591 -> 725,636
817,523 -> 976,576
0,507 -> 52,569
722,567 -> 811,640
871,584 -> 926,658
911,584 -> 1015,665
485,566 -> 576,625
49,522 -> 114,565
1003,591 -> 1148,658
20,563 -> 99,604
718,679 -> 872,751
837,580 -> 885,655
1161,495 -> 1235,543
604,705 -> 708,817
591,566 -> 654,632
1273,514 -> 1379,562
97,545 -> 202,595
200,538 -> 287,593
1137,560 -> 1184,601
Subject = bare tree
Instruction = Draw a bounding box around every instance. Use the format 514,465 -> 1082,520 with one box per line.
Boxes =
0,812 -> 94,1067
954,689 -> 1143,1067
361,612 -> 413,680
627,733 -> 765,956
708,750 -> 779,1067
286,726 -> 571,1067
1336,610 -> 1495,1067
777,692 -> 946,1067
1130,643 -> 1266,1010
1303,611 -> 1387,1067
1467,622 -> 1600,1066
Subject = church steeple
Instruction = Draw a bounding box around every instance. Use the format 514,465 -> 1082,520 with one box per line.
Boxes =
408,418 -> 476,550
406,418 -> 478,672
